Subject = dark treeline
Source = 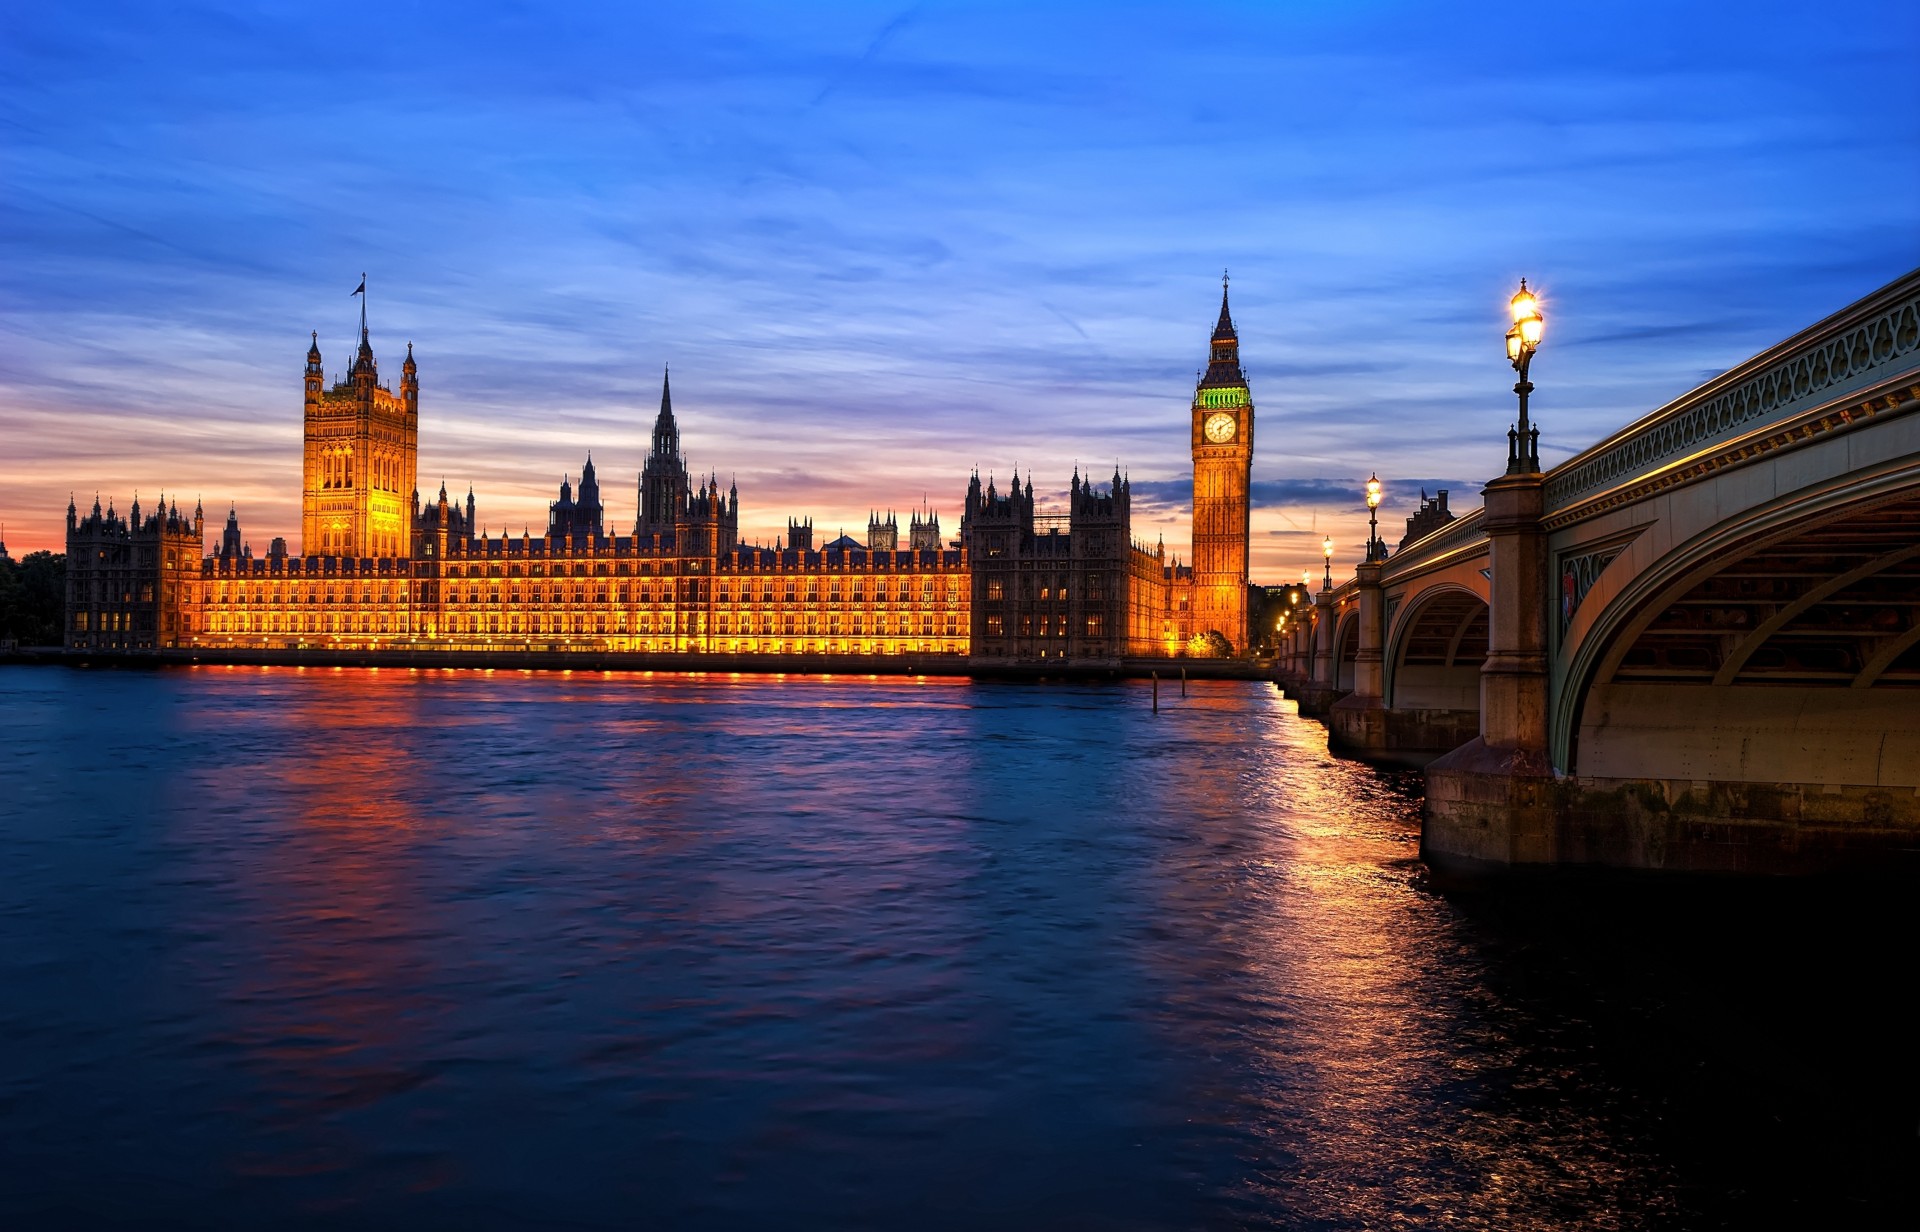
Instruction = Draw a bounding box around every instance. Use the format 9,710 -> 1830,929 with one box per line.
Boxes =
0,552 -> 65,646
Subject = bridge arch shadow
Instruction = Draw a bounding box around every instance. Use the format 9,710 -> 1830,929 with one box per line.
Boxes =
1334,610 -> 1360,694
1387,585 -> 1489,714
1563,481 -> 1920,797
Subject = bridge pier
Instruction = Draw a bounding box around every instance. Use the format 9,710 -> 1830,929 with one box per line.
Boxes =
1329,560 -> 1389,752
1291,587 -> 1341,715
1423,470 -> 1559,871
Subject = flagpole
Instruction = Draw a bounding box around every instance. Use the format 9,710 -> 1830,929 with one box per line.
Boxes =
360,271 -> 367,339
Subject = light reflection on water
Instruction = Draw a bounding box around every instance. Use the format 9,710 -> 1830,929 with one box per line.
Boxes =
0,667 -> 1908,1229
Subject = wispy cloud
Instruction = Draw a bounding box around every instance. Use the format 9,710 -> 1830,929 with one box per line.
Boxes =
1,0 -> 1915,576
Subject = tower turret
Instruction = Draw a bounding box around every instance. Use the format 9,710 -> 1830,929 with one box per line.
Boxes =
219,506 -> 243,560
306,332 -> 323,397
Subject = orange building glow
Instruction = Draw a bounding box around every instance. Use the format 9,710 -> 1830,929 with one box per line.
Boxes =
62,289 -> 1263,663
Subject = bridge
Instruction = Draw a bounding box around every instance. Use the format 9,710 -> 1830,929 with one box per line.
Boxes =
1278,268 -> 1920,875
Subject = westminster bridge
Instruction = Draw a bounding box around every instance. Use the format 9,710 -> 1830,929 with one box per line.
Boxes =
1278,267 -> 1920,875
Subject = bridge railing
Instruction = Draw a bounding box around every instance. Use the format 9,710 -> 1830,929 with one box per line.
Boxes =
1380,506 -> 1487,581
1542,268 -> 1920,514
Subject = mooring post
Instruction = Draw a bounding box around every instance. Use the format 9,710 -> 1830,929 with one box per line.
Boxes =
1181,666 -> 1187,697
1152,671 -> 1159,713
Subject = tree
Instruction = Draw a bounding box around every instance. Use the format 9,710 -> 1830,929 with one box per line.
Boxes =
0,552 -> 66,646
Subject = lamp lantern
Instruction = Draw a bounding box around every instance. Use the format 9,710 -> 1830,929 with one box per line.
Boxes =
1504,277 -> 1546,474
1321,534 -> 1334,590
1364,473 -> 1384,562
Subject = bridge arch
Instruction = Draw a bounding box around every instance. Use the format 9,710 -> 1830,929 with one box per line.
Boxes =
1559,470 -> 1920,786
1333,609 -> 1360,694
1385,584 -> 1489,713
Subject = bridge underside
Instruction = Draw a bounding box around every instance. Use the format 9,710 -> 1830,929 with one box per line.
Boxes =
1429,491 -> 1920,876
1331,590 -> 1489,764
1552,493 -> 1920,871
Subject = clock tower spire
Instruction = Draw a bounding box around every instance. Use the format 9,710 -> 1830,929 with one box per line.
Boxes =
1190,272 -> 1254,654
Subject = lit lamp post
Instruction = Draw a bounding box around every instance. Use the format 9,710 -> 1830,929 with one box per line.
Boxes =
1321,535 -> 1334,590
1505,278 -> 1546,473
1365,473 -> 1383,562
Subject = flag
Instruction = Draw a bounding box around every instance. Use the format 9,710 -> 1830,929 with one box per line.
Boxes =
351,278 -> 365,297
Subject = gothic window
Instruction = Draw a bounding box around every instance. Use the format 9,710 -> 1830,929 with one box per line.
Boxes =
1019,615 -> 1034,637
986,614 -> 1004,637
986,579 -> 1004,602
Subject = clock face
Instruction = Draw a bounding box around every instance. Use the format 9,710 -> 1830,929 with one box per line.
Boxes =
1203,411 -> 1237,443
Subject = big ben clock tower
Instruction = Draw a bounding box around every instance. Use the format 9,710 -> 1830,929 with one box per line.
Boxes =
1190,275 -> 1253,653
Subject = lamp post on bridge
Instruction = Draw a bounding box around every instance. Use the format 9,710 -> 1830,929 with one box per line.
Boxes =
1322,535 -> 1334,591
1365,473 -> 1384,562
1505,279 -> 1545,473
1422,276 -> 1559,869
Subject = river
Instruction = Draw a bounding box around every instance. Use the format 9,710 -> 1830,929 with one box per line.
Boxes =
0,666 -> 1910,1228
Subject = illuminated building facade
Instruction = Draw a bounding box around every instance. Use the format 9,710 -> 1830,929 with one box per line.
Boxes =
1190,280 -> 1255,652
961,467 -> 1192,659
303,324 -> 418,559
64,287 -> 1252,662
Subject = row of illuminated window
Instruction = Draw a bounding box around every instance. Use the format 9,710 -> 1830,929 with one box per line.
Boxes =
315,446 -> 408,494
196,584 -> 970,609
200,611 -> 969,640
983,614 -> 1106,638
982,577 -> 1110,602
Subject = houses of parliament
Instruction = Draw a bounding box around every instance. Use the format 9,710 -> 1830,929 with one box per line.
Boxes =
64,285 -> 1259,663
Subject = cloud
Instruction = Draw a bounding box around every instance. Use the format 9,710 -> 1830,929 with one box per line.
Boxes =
1,0 -> 1914,567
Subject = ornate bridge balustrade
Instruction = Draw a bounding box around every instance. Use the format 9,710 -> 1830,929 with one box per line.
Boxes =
1287,267 -> 1920,874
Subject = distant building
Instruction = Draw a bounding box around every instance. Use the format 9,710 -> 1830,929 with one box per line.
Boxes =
1400,489 -> 1457,549
63,494 -> 202,650
64,282 -> 1258,661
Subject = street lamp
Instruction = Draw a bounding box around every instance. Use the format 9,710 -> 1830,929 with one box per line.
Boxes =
1321,534 -> 1334,590
1365,473 -> 1383,562
1505,278 -> 1545,473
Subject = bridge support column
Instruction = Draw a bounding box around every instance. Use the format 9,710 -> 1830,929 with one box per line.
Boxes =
1329,561 -> 1388,752
1424,472 -> 1557,872
1293,589 -> 1340,715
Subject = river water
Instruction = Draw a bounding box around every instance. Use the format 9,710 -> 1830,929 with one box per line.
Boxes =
0,666 -> 1911,1229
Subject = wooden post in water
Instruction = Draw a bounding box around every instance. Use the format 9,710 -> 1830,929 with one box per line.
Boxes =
1152,671 -> 1159,713
1181,666 -> 1187,697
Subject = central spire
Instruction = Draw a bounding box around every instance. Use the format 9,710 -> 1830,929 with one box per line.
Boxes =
1212,269 -> 1236,341
1199,272 -> 1246,388
652,366 -> 679,458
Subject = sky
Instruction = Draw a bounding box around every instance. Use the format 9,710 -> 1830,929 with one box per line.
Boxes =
3,0 -> 1916,574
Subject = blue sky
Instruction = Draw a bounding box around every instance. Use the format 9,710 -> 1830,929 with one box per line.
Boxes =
3,0 -> 1915,572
